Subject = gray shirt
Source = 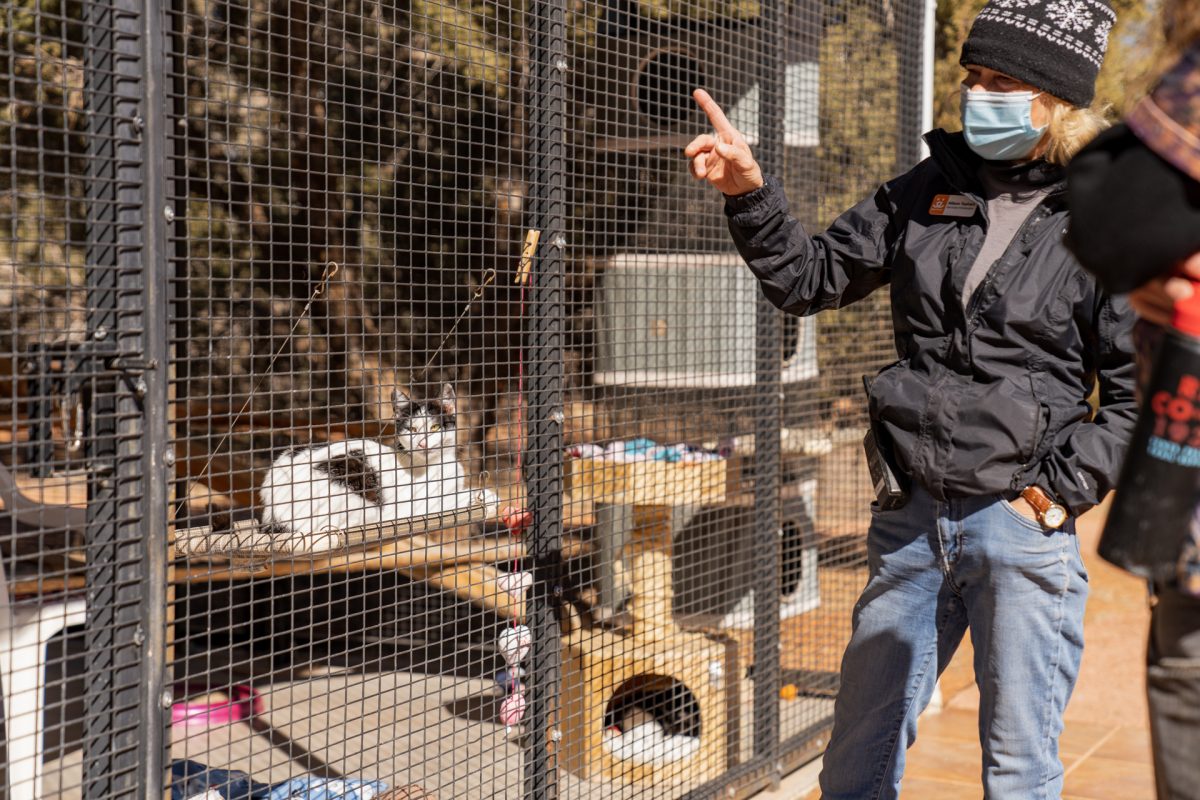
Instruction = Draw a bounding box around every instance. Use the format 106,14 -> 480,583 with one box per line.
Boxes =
961,166 -> 1052,307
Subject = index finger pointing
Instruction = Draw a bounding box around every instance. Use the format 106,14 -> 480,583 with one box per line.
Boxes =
693,89 -> 736,138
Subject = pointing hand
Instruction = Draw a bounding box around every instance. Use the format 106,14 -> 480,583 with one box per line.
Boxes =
684,89 -> 765,197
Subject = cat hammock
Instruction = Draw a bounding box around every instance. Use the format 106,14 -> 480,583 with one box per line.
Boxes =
170,503 -> 600,624
175,504 -> 497,561
174,504 -> 532,615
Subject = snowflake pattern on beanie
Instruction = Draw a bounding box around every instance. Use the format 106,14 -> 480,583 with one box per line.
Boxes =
1093,19 -> 1113,52
1047,1 -> 1094,33
974,0 -> 1115,70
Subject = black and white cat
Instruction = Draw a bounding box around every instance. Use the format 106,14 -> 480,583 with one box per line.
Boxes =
258,384 -> 498,550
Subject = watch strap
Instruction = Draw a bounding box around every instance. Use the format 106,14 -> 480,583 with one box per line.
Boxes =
1021,485 -> 1055,516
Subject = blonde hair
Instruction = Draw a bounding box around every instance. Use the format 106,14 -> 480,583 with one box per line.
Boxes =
1039,96 -> 1110,166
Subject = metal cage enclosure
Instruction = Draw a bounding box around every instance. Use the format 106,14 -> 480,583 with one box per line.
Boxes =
0,0 -> 929,797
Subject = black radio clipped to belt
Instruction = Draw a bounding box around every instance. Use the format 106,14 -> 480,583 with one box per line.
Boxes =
862,376 -> 910,511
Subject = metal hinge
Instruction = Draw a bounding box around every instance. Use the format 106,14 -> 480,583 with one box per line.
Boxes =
18,339 -> 155,475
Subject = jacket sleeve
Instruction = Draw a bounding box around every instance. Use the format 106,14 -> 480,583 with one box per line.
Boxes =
1037,291 -> 1139,516
724,175 -> 898,316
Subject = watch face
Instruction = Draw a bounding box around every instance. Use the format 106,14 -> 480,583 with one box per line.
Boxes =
1044,506 -> 1068,529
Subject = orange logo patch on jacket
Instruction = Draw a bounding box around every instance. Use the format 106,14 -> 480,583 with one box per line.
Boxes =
929,194 -> 977,218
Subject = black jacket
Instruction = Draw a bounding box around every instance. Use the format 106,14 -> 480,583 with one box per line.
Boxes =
725,130 -> 1137,515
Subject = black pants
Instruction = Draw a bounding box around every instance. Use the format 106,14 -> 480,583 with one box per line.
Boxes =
1148,583 -> 1200,800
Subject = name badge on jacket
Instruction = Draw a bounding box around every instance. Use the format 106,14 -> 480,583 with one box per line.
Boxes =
929,194 -> 977,218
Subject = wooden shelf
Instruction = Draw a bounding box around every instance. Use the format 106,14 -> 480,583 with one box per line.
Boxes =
566,457 -> 727,508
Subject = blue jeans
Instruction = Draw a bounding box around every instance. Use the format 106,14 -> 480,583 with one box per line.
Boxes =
818,484 -> 1089,800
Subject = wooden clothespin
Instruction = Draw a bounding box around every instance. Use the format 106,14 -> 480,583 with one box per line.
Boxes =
517,229 -> 540,285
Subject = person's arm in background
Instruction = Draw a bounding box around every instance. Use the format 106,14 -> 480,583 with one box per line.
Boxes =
685,90 -> 899,316
1128,254 -> 1200,327
1061,42 -> 1200,515
1067,43 -> 1200,299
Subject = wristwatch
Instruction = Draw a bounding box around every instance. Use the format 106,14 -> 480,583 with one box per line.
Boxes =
1021,485 -> 1069,529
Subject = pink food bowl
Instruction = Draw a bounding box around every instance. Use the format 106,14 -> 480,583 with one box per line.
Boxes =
171,685 -> 262,727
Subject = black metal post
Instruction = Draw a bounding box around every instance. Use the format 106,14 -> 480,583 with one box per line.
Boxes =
138,0 -> 172,794
524,0 -> 568,795
167,0 -> 193,560
82,0 -> 157,795
752,0 -> 785,774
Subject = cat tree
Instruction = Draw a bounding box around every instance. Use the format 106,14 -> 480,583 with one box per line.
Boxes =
559,550 -> 741,786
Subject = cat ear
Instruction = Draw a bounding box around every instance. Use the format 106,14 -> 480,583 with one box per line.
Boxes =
392,386 -> 414,416
440,383 -> 457,415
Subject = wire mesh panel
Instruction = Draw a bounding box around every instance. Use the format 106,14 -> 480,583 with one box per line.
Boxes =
560,0 -> 921,793
771,0 -> 925,763
3,0 -> 924,797
165,1 -> 542,797
1,0 -> 168,797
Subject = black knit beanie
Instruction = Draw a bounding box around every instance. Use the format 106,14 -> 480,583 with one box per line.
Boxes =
960,0 -> 1116,108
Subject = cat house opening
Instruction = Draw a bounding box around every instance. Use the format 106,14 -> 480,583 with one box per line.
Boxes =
635,50 -> 702,126
602,674 -> 702,766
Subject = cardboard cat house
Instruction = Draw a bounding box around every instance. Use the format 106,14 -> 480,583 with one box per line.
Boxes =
559,551 -> 741,786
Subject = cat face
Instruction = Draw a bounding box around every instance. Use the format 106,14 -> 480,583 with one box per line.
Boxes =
392,384 -> 458,455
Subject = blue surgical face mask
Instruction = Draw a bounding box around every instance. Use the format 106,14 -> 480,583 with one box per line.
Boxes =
960,86 -> 1047,161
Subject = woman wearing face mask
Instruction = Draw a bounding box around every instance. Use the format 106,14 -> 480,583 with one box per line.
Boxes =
685,1 -> 1135,797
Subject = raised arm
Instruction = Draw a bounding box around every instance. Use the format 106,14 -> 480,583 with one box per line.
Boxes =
686,90 -> 896,316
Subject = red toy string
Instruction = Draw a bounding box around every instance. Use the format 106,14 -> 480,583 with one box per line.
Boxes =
511,255 -> 529,631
